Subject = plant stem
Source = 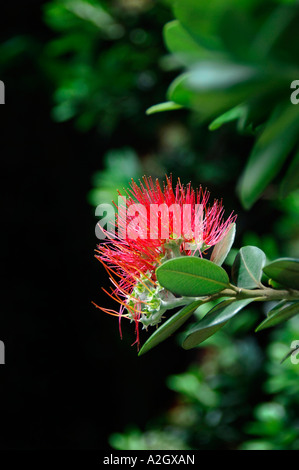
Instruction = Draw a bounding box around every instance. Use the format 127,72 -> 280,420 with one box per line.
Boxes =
161,285 -> 299,312
227,284 -> 299,302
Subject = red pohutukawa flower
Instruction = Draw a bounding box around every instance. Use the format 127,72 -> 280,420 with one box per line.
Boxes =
94,176 -> 236,348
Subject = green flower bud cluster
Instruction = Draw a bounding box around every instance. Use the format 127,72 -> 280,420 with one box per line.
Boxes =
126,274 -> 167,329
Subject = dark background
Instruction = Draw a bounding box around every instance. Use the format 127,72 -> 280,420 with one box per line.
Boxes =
0,0 -> 198,450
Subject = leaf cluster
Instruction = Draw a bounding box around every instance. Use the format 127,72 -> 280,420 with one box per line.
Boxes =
148,0 -> 299,207
139,232 -> 299,354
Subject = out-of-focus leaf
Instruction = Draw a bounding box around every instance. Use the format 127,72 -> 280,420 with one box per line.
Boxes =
182,298 -> 254,349
232,246 -> 266,289
173,0 -> 223,50
218,8 -> 257,60
236,94 -> 276,133
210,223 -> 236,266
163,20 -> 214,66
146,101 -> 183,115
156,257 -> 229,297
263,258 -> 299,290
88,148 -> 142,207
251,5 -> 299,61
138,300 -> 202,356
256,301 -> 299,331
173,0 -> 258,51
209,105 -> 246,130
167,63 -> 271,120
0,36 -> 35,67
45,0 -> 120,32
187,62 -> 258,90
238,104 -> 299,209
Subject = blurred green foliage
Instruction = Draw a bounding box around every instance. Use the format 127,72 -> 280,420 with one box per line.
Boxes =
42,0 -> 173,134
150,0 -> 299,208
110,312 -> 299,450
87,148 -> 142,207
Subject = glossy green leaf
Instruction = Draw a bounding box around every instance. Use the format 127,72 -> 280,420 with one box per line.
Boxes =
210,223 -> 236,266
238,104 -> 299,209
267,300 -> 289,316
146,101 -> 184,115
138,300 -> 202,356
182,298 -> 253,349
256,301 -> 299,331
232,246 -> 266,289
156,257 -> 229,297
263,258 -> 299,290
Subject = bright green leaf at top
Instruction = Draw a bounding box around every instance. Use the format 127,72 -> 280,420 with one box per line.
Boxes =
263,258 -> 299,290
156,257 -> 229,297
232,245 -> 266,289
238,104 -> 299,209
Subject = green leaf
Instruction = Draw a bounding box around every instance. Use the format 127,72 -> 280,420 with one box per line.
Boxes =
268,278 -> 285,289
267,300 -> 289,316
263,258 -> 299,290
238,104 -> 299,209
209,105 -> 246,130
146,101 -> 184,115
173,0 -> 223,50
156,257 -> 229,297
210,223 -> 236,266
163,20 -> 211,66
218,8 -> 257,61
138,300 -> 202,356
280,148 -> 299,198
256,301 -> 299,331
167,64 -> 270,121
182,298 -> 253,349
187,62 -> 258,90
232,246 -> 266,289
